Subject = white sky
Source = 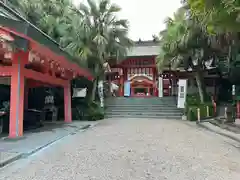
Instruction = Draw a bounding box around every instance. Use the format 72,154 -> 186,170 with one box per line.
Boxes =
72,0 -> 181,41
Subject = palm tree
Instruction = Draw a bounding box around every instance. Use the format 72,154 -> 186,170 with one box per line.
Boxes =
9,0 -> 132,102
188,0 -> 240,74
157,7 -> 213,103
61,0 -> 133,101
8,0 -> 77,41
37,0 -> 74,41
7,0 -> 43,22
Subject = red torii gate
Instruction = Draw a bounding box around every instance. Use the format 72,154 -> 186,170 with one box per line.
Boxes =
0,26 -> 93,139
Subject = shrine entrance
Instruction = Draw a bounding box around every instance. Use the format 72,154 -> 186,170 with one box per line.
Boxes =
158,71 -> 178,97
130,74 -> 155,97
111,56 -> 158,97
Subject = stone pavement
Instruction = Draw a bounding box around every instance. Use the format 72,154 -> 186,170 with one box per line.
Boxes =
0,121 -> 97,168
198,121 -> 240,143
1,118 -> 240,180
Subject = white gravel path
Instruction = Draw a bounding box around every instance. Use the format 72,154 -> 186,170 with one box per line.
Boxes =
1,118 -> 240,180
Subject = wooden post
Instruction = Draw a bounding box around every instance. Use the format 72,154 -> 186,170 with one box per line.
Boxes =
213,102 -> 217,116
123,68 -> 128,81
206,106 -> 209,117
224,107 -> 227,119
222,106 -> 227,124
197,108 -> 201,123
152,68 -> 156,96
214,79 -> 217,102
64,82 -> 72,123
119,74 -> 124,97
24,80 -> 29,110
237,101 -> 240,120
9,51 -> 28,138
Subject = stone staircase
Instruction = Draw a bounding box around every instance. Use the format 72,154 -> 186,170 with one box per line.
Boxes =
105,97 -> 183,119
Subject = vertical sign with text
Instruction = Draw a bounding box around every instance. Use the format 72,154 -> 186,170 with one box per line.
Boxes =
177,79 -> 187,108
124,81 -> 131,97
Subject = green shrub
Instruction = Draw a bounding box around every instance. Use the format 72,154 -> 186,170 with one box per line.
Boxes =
187,108 -> 197,121
186,94 -> 201,106
72,98 -> 89,120
185,94 -> 214,121
72,98 -> 105,121
85,101 -> 105,121
186,93 -> 212,106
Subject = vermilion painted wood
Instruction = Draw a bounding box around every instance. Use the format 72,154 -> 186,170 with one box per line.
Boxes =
111,56 -> 158,97
0,26 -> 93,80
9,51 -> 25,138
7,51 -> 73,138
24,68 -> 68,86
0,66 -> 12,76
119,74 -> 124,96
24,83 -> 29,109
118,57 -> 156,66
0,34 -> 78,138
113,65 -> 156,68
27,79 -> 48,88
64,83 -> 72,123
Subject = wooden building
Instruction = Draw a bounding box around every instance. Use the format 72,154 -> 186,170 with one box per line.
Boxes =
108,40 -> 218,98
0,2 -> 92,138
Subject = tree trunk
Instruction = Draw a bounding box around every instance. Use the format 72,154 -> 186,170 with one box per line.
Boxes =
195,70 -> 207,103
91,78 -> 98,101
90,63 -> 101,102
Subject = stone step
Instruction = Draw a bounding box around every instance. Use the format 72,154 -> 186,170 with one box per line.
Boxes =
105,99 -> 177,104
105,105 -> 178,111
106,98 -> 176,101
106,104 -> 177,106
106,103 -> 177,106
106,104 -> 177,107
106,98 -> 176,103
105,114 -> 181,119
107,97 -> 176,99
105,112 -> 182,116
105,97 -> 180,119
105,108 -> 182,113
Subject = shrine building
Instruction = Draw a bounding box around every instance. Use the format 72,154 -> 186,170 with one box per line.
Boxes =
0,2 -> 93,138
108,40 -> 218,99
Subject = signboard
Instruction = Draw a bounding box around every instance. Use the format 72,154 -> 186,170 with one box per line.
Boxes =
124,81 -> 131,97
72,88 -> 87,97
158,77 -> 163,97
177,79 -> 187,108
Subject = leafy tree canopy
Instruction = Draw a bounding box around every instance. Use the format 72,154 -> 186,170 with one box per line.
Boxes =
8,0 -> 133,101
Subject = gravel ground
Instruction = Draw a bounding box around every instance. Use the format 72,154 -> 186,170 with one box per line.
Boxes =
1,118 -> 240,180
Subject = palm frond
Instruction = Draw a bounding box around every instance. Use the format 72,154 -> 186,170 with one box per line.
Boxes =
108,3 -> 121,13
87,0 -> 100,18
99,0 -> 109,13
113,19 -> 129,28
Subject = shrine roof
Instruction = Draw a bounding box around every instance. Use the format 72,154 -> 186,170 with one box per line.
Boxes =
127,40 -> 159,57
0,2 -> 93,80
130,75 -> 154,85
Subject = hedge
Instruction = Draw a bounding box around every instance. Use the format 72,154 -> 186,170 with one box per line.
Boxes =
186,104 -> 214,121
184,94 -> 214,121
72,98 -> 104,121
